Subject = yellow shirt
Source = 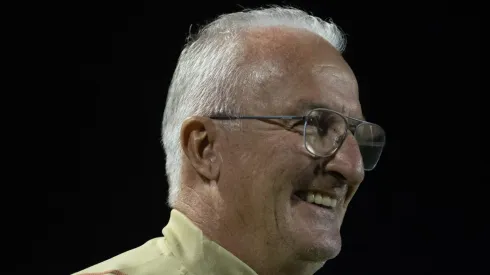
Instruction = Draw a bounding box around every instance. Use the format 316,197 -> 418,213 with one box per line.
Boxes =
73,209 -> 258,275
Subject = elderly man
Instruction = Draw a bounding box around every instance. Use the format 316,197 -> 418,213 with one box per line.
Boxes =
75,6 -> 385,275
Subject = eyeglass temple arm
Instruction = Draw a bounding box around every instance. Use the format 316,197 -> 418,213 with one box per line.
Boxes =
209,115 -> 304,120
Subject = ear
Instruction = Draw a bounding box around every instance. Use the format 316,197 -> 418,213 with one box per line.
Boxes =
180,116 -> 221,182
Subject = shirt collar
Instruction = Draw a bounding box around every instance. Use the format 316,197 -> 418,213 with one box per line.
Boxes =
162,209 -> 258,275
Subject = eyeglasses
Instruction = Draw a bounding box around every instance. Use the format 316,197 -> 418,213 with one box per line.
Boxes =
210,108 -> 385,171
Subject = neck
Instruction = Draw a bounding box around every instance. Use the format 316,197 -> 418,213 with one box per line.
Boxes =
174,185 -> 323,275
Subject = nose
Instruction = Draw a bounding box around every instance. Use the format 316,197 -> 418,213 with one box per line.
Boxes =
324,133 -> 364,186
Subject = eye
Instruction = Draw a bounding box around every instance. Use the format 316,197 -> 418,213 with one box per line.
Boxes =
317,125 -> 328,137
305,116 -> 323,135
289,118 -> 306,129
286,118 -> 309,135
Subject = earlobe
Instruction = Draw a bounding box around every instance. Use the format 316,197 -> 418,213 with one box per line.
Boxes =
180,116 -> 221,182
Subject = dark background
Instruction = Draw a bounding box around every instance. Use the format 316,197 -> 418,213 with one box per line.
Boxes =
39,0 -> 482,274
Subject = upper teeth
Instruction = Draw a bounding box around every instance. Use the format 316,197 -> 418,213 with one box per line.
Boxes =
306,192 -> 337,208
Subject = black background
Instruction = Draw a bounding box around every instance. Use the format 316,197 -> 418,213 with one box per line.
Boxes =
39,0 -> 483,274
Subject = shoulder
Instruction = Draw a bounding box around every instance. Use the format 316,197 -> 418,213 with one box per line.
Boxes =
72,237 -> 188,275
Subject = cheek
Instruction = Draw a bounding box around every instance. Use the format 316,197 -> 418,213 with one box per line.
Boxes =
220,141 -> 273,202
266,136 -> 310,191
224,132 -> 306,199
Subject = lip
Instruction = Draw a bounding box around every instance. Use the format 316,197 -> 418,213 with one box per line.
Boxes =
295,188 -> 344,202
291,193 -> 336,219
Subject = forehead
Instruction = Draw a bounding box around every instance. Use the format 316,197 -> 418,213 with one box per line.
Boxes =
289,65 -> 363,119
242,27 -> 362,119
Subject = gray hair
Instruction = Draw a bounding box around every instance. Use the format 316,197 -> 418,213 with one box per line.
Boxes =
161,6 -> 347,207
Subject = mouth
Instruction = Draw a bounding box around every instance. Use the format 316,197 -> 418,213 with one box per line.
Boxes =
292,190 -> 338,210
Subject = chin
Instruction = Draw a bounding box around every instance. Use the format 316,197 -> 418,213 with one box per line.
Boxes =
298,233 -> 342,261
282,191 -> 344,262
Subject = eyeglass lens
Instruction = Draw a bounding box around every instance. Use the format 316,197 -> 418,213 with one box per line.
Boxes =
304,109 -> 385,170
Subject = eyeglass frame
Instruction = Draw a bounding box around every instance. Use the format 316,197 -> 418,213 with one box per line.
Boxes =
209,107 -> 385,171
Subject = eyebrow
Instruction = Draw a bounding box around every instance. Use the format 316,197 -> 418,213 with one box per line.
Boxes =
292,100 -> 366,121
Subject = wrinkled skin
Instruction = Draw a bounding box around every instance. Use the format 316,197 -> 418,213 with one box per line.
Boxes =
176,26 -> 365,275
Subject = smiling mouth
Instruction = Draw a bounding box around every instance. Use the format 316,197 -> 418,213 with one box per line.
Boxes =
293,191 -> 338,209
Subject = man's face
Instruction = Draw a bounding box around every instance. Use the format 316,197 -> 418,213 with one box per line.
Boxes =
216,28 -> 365,263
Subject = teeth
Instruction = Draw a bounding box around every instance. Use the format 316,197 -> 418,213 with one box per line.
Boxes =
305,191 -> 337,208
314,193 -> 322,204
307,192 -> 315,203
